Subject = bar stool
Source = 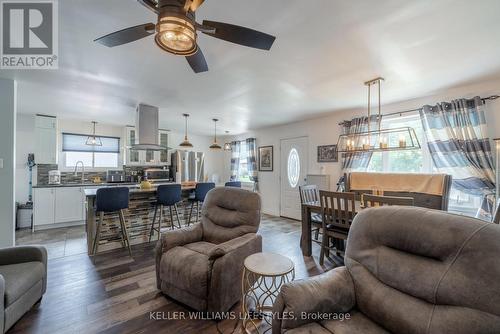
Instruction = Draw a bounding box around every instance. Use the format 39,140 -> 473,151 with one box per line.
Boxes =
187,182 -> 215,226
225,181 -> 241,188
149,184 -> 182,242
93,187 -> 132,257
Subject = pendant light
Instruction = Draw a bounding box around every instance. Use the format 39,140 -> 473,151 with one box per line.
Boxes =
209,119 -> 222,150
336,77 -> 420,153
223,131 -> 232,151
85,121 -> 103,146
179,113 -> 193,148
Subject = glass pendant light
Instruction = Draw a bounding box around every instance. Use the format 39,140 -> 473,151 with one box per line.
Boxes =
223,131 -> 232,151
179,113 -> 193,148
209,119 -> 222,150
85,121 -> 103,146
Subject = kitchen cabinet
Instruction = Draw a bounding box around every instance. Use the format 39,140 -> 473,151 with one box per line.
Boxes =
55,187 -> 85,223
33,186 -> 85,229
35,115 -> 57,164
124,126 -> 170,165
33,188 -> 55,226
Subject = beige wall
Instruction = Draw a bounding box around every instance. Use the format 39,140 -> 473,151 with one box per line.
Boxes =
225,77 -> 500,216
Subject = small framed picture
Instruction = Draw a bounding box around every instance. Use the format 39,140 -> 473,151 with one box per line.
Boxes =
259,146 -> 274,171
317,145 -> 338,163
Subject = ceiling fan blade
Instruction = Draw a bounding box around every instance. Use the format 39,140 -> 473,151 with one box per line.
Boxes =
190,0 -> 205,11
137,0 -> 159,14
186,47 -> 208,73
201,20 -> 276,50
94,23 -> 156,47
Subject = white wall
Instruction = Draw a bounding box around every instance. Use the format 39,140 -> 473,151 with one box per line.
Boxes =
225,77 -> 500,216
15,114 -> 35,203
0,79 -> 16,247
14,116 -> 223,203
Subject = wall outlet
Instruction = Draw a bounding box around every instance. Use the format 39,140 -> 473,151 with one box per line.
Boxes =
0,158 -> 3,169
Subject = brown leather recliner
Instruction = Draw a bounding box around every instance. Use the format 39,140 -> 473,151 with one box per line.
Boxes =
273,206 -> 500,333
155,187 -> 262,313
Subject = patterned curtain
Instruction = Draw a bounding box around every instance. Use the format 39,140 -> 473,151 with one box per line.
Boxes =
341,116 -> 377,171
420,96 -> 495,219
246,138 -> 259,191
230,141 -> 241,181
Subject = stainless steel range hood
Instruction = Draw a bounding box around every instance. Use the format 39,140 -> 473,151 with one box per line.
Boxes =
130,103 -> 168,151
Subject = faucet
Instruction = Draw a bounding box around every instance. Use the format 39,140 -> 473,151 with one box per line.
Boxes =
74,161 -> 85,184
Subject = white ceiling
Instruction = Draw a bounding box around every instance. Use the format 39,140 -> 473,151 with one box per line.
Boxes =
2,0 -> 500,135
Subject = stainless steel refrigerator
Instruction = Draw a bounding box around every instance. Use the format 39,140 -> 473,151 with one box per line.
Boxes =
171,151 -> 205,182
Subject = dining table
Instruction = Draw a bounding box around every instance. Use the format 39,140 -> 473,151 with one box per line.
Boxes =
300,200 -> 362,256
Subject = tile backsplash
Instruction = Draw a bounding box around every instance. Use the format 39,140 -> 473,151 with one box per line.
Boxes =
36,164 -> 169,185
36,164 -> 108,185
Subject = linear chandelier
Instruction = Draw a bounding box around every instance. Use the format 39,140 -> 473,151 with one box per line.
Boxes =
336,77 -> 420,153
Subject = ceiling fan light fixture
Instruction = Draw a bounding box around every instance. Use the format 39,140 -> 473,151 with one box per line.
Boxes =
155,13 -> 197,56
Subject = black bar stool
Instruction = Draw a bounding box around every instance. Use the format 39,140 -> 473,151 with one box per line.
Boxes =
93,187 -> 132,257
149,184 -> 182,242
225,181 -> 241,188
187,183 -> 215,226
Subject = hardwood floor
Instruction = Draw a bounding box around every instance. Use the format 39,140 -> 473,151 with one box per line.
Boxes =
11,215 -> 341,334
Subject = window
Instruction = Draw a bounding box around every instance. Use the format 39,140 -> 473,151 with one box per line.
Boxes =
62,133 -> 120,169
365,112 -> 432,173
356,112 -> 481,217
237,141 -> 251,182
287,148 -> 300,188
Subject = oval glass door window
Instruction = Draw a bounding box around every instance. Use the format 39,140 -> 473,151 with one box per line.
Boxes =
287,148 -> 300,188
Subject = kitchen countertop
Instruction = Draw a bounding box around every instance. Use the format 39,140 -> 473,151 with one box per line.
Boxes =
33,182 -> 140,188
83,183 -> 196,197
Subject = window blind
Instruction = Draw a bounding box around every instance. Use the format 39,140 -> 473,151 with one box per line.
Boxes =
62,133 -> 120,153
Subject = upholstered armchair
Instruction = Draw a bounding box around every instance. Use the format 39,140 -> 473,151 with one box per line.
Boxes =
273,207 -> 500,334
0,246 -> 47,333
155,187 -> 262,313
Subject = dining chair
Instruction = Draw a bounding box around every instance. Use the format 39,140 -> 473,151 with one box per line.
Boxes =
299,185 -> 321,243
93,187 -> 131,257
362,194 -> 415,208
319,191 -> 356,265
149,184 -> 183,242
187,182 -> 215,226
225,181 -> 242,188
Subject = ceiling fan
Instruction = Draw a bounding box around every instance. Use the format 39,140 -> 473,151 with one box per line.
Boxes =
94,0 -> 276,73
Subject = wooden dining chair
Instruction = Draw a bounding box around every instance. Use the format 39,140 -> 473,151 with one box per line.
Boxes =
299,185 -> 322,243
319,191 -> 356,265
362,194 -> 415,208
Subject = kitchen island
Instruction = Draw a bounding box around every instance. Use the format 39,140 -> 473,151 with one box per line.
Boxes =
84,184 -> 196,255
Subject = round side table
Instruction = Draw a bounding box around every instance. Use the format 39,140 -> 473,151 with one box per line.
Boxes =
241,252 -> 295,334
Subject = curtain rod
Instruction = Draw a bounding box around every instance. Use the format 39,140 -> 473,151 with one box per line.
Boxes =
338,94 -> 499,126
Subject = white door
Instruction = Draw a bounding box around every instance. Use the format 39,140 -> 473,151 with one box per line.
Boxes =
33,188 -> 56,226
280,137 -> 308,220
55,187 -> 85,223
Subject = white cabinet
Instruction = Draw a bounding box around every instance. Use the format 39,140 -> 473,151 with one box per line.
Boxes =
55,187 -> 84,223
124,126 -> 169,166
33,186 -> 85,228
33,188 -> 56,226
35,115 -> 57,164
